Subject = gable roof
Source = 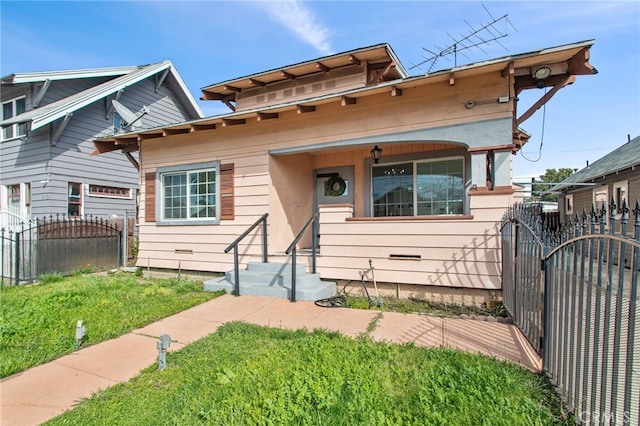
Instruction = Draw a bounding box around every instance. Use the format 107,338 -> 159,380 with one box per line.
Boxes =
1,60 -> 203,132
201,43 -> 408,102
553,135 -> 640,191
1,65 -> 139,85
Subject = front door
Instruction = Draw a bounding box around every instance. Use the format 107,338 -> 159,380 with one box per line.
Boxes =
315,166 -> 355,209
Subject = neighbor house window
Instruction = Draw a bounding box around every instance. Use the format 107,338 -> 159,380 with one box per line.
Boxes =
2,97 -> 27,140
613,180 -> 628,214
68,182 -> 82,217
8,184 -> 20,209
565,194 -> 574,215
88,184 -> 131,199
158,161 -> 220,224
593,186 -> 608,212
372,157 -> 464,217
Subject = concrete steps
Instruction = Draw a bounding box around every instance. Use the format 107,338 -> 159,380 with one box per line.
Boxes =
203,261 -> 336,301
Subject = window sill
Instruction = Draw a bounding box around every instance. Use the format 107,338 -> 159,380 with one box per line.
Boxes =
156,219 -> 220,226
347,215 -> 474,222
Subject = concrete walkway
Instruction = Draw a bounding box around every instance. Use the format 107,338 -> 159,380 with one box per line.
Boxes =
1,294 -> 541,426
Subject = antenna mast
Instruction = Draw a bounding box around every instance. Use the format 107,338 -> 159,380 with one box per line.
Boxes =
410,5 -> 517,73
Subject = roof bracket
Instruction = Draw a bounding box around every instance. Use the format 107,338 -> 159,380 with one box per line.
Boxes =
124,151 -> 139,170
32,79 -> 51,108
517,75 -> 574,126
155,69 -> 170,93
52,112 -> 73,145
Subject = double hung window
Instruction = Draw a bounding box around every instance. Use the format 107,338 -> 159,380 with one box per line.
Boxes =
2,97 -> 27,140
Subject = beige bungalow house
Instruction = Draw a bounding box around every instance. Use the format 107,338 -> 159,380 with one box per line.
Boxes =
93,41 -> 597,303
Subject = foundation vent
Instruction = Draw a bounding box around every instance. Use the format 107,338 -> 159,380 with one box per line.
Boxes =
389,254 -> 421,261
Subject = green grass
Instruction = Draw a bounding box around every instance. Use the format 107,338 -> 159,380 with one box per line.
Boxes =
46,322 -> 570,425
0,273 -> 223,378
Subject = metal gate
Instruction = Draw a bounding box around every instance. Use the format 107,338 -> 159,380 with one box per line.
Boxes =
501,201 -> 639,424
1,215 -> 122,284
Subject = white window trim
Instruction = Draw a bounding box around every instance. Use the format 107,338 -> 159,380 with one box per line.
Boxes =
565,193 -> 574,216
156,161 -> 220,225
612,180 -> 628,217
591,185 -> 611,213
370,155 -> 465,217
2,96 -> 27,141
88,184 -> 132,199
68,182 -> 84,217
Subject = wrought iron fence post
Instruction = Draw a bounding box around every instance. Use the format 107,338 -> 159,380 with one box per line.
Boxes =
513,220 -> 519,322
14,231 -> 20,286
623,200 -> 639,417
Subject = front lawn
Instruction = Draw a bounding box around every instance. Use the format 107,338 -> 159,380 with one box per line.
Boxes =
46,322 -> 569,425
0,273 -> 222,377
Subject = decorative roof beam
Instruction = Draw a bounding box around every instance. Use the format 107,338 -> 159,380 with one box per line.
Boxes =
297,104 -> 316,114
568,47 -> 598,75
200,92 -> 234,101
249,78 -> 265,87
223,85 -> 241,93
257,112 -> 279,121
501,61 -> 515,78
222,118 -> 246,127
449,72 -> 455,86
91,140 -> 121,156
155,68 -> 170,93
391,86 -> 403,97
517,75 -> 575,127
316,62 -> 330,72
281,71 -> 296,80
32,79 -> 51,108
349,55 -> 361,66
341,96 -> 356,106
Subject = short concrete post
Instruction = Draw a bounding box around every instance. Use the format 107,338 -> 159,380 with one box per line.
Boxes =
157,334 -> 171,370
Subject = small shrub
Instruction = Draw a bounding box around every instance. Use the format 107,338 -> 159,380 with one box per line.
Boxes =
39,272 -> 64,284
73,266 -> 93,276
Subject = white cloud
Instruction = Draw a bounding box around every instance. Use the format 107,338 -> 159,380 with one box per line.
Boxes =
259,0 -> 333,55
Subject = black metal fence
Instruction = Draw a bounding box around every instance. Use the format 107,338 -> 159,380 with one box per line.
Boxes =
1,215 -> 121,285
501,201 -> 639,425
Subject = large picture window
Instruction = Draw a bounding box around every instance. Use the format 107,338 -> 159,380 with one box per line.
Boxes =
372,157 -> 464,217
159,162 -> 219,224
2,97 -> 27,140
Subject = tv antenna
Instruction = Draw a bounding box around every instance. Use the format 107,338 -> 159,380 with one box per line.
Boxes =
409,4 -> 517,73
112,99 -> 149,132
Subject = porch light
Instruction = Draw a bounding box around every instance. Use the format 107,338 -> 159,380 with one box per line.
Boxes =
533,66 -> 551,88
370,145 -> 382,163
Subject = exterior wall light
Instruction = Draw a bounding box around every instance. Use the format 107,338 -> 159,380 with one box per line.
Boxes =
370,145 -> 382,163
534,66 -> 552,88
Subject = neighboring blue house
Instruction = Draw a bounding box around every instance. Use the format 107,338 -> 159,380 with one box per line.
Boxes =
0,61 -> 203,227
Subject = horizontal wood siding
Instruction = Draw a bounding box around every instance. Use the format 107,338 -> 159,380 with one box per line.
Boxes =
136,71 -> 514,286
316,205 -> 501,289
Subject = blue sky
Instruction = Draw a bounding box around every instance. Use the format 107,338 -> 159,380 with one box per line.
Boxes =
1,0 -> 638,180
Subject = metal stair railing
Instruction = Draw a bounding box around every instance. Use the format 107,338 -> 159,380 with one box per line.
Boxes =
285,211 -> 318,302
224,213 -> 268,296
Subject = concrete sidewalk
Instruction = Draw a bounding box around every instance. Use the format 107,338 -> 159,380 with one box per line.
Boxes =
1,294 -> 541,426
